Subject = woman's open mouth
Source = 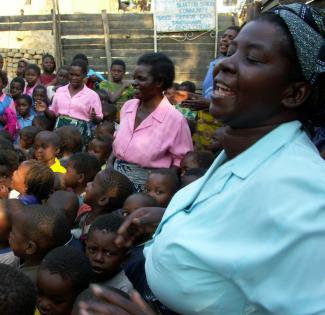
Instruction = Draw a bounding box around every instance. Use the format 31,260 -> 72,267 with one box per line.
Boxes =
214,82 -> 236,97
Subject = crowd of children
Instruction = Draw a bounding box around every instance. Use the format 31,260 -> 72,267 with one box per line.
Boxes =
0,50 -> 218,315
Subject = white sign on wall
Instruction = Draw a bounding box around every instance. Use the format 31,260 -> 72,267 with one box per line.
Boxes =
155,0 -> 216,33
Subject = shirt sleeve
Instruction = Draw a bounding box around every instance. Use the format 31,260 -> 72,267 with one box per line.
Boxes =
169,117 -> 193,167
91,92 -> 103,119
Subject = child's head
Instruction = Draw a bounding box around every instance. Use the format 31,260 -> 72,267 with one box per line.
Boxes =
86,213 -> 126,281
64,152 -> 101,191
16,94 -> 33,118
55,125 -> 82,157
0,149 -> 19,191
34,131 -> 61,166
16,59 -> 29,78
9,204 -> 70,261
84,168 -> 133,211
0,263 -> 37,315
37,246 -> 92,315
97,89 -> 109,105
55,66 -> 70,87
72,53 -> 89,66
102,101 -> 117,122
10,77 -> 25,100
146,169 -> 179,207
42,53 -> 56,74
19,126 -> 41,150
180,151 -> 214,176
95,120 -> 115,137
181,168 -> 206,188
87,135 -> 113,166
110,59 -> 126,83
179,81 -> 196,93
11,160 -> 54,200
32,115 -> 55,131
32,84 -> 48,104
47,190 -> 79,228
0,70 -> 9,93
122,192 -> 158,217
25,64 -> 41,87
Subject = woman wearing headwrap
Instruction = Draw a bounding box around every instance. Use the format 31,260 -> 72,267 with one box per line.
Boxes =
78,3 -> 325,315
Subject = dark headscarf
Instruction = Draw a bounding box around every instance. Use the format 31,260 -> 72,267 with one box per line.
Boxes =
272,3 -> 325,85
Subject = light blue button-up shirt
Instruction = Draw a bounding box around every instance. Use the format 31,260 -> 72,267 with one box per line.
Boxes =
144,121 -> 325,315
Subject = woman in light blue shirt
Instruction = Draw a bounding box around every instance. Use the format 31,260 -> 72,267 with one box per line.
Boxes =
79,3 -> 325,315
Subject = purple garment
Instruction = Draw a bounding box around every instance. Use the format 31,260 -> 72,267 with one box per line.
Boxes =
19,194 -> 40,205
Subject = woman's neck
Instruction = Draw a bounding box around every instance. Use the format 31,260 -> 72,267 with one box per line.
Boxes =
141,94 -> 163,112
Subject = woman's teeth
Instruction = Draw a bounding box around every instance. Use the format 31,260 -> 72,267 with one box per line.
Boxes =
215,83 -> 235,97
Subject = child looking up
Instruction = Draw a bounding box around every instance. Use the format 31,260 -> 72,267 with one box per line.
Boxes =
55,125 -> 82,168
34,130 -> 66,174
87,134 -> 113,168
24,64 -> 41,96
81,168 -> 133,236
0,263 -> 37,315
0,70 -> 18,140
145,169 -> 179,207
11,159 -> 54,204
37,246 -> 93,315
64,152 -> 101,199
180,150 -> 214,176
18,126 -> 41,151
85,213 -> 133,293
9,204 -> 71,282
9,76 -> 25,102
40,53 -> 56,86
16,94 -> 35,129
122,192 -> 158,218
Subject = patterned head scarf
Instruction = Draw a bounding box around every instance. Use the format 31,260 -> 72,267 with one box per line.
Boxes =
271,3 -> 325,85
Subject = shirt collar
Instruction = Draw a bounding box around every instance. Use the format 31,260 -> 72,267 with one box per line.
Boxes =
228,120 -> 303,179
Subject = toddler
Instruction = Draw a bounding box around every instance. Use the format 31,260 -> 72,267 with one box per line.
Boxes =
9,76 -> 25,102
87,134 -> 113,167
0,263 -> 37,315
39,53 -> 56,86
181,168 -> 207,188
145,169 -> 179,207
180,150 -> 215,176
64,152 -> 101,199
18,125 -> 41,151
24,64 -> 41,96
55,125 -> 82,168
0,70 -> 18,139
34,130 -> 66,173
85,213 -> 133,293
81,168 -> 133,236
9,204 -> 71,282
37,246 -> 92,315
16,94 -> 35,129
11,159 -> 54,204
122,192 -> 158,218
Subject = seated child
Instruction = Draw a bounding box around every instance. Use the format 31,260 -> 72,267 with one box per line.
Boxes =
0,149 -> 19,199
32,114 -> 54,131
16,94 -> 35,129
37,246 -> 92,315
11,159 -> 54,204
9,204 -> 71,282
24,64 -> 41,96
0,263 -> 37,315
181,168 -> 207,188
34,130 -> 66,173
85,213 -> 133,294
95,120 -> 115,137
0,70 -> 18,139
55,125 -> 82,168
0,200 -> 20,267
121,192 -> 158,218
18,125 -> 41,151
180,150 -> 215,176
64,152 -> 101,200
87,134 -> 113,168
145,169 -> 179,207
81,168 -> 133,237
9,76 -> 25,102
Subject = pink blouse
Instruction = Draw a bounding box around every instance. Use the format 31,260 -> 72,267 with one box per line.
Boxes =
49,84 -> 103,121
113,97 -> 193,168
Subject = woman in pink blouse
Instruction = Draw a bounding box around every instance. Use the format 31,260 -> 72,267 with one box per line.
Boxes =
113,53 -> 193,191
36,59 -> 102,141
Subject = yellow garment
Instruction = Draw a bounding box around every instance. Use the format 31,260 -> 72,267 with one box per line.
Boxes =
35,309 -> 40,315
50,158 -> 67,174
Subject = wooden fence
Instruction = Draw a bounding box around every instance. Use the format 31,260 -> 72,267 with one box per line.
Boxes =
0,13 -> 235,89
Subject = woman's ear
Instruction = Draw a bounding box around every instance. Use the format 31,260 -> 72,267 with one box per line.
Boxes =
281,81 -> 311,109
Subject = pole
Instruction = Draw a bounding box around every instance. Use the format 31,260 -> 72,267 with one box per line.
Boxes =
101,10 -> 112,74
214,0 -> 218,58
152,0 -> 157,53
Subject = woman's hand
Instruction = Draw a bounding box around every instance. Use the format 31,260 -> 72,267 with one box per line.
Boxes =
35,100 -> 48,113
115,207 -> 165,249
79,285 -> 156,315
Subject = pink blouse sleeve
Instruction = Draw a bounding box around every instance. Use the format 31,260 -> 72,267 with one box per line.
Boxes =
3,108 -> 18,139
92,93 -> 103,119
169,117 -> 193,167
